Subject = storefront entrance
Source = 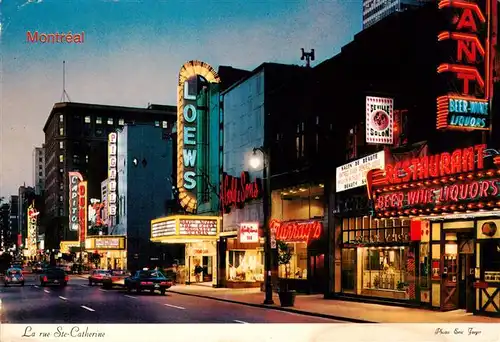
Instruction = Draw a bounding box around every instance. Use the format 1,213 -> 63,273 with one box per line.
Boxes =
457,233 -> 475,312
186,241 -> 217,286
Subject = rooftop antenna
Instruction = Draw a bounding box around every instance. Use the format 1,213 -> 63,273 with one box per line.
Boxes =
300,48 -> 315,68
60,60 -> 72,102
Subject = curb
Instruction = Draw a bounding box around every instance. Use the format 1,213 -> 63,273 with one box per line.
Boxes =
167,290 -> 375,324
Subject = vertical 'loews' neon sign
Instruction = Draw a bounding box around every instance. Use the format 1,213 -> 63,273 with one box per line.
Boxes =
436,0 -> 496,130
177,61 -> 220,213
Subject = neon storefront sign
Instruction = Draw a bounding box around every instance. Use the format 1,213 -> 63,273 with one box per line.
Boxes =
436,0 -> 496,130
220,172 -> 263,213
177,61 -> 220,213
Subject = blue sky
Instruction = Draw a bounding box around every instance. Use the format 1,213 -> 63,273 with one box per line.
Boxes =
0,0 -> 361,197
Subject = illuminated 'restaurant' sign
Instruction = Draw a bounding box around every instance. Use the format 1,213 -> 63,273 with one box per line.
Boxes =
371,144 -> 500,216
436,0 -> 496,130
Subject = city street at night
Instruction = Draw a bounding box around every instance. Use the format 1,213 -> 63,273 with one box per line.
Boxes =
0,275 -> 342,324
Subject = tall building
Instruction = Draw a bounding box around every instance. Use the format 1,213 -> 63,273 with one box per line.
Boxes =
8,195 -> 19,248
42,102 -> 176,250
33,146 -> 46,195
362,0 -> 431,29
106,124 -> 176,270
0,203 -> 10,251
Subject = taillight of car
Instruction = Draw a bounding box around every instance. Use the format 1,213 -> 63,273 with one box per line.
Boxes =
5,277 -> 10,281
43,276 -> 48,282
64,276 -> 69,282
160,281 -> 170,285
140,281 -> 153,285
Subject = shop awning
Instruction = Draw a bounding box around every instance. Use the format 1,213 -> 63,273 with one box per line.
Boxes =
150,215 -> 221,243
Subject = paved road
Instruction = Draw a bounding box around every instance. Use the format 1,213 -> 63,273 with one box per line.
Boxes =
0,275 -> 343,323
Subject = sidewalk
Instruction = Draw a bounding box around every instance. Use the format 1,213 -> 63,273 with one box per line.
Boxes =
168,284 -> 500,323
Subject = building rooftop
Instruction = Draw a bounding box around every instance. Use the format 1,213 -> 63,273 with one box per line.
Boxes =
43,102 -> 176,132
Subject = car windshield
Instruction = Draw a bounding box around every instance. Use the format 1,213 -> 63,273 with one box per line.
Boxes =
138,270 -> 165,279
96,270 -> 109,274
7,269 -> 22,275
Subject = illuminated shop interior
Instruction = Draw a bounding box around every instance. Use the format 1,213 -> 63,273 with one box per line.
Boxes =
341,217 -> 416,300
226,239 -> 264,284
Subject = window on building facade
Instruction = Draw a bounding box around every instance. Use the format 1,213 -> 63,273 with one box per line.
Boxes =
107,118 -> 113,125
155,121 -> 160,127
118,118 -> 125,125
59,208 -> 64,216
59,168 -> 64,173
59,141 -> 64,149
96,117 -> 102,124
86,155 -> 89,163
96,128 -> 103,137
59,127 -> 64,136
59,196 -> 63,202
59,114 -> 64,122
59,155 -> 64,163
39,165 -> 42,170
84,116 -> 91,123
279,242 -> 308,279
38,171 -> 43,177
227,248 -> 264,283
162,121 -> 168,128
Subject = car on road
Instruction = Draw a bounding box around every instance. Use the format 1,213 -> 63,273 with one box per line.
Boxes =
3,268 -> 25,287
124,270 -> 172,295
39,267 -> 68,287
101,270 -> 130,289
88,269 -> 110,286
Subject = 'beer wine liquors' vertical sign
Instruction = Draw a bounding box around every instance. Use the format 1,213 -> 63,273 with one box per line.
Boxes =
436,0 -> 497,130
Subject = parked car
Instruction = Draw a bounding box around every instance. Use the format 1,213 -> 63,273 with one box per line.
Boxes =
39,267 -> 68,287
124,270 -> 172,295
88,269 -> 110,286
101,270 -> 131,289
3,268 -> 25,287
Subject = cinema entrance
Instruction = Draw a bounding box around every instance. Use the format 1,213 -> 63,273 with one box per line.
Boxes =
150,215 -> 221,287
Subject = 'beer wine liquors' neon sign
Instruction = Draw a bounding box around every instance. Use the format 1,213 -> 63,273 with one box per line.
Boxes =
436,0 -> 496,131
177,61 -> 220,213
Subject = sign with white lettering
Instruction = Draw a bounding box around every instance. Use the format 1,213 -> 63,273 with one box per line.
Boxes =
68,172 -> 83,231
151,220 -> 176,238
179,219 -> 217,236
177,61 -> 220,213
336,151 -> 385,192
95,238 -> 120,249
239,222 -> 259,243
108,132 -> 118,217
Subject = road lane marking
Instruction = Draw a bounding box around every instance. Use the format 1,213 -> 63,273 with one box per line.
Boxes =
164,304 -> 185,310
99,289 -> 107,292
80,284 -> 87,287
81,305 -> 95,312
124,295 -> 137,299
43,290 -> 50,294
59,296 -> 67,301
34,285 -> 39,288
233,320 -> 249,324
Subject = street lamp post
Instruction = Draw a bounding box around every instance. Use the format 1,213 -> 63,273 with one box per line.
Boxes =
250,147 -> 274,305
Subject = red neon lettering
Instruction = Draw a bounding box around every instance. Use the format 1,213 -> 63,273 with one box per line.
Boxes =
457,39 -> 484,63
469,181 -> 480,198
221,172 -> 262,213
271,219 -> 322,244
457,8 -> 478,32
441,153 -> 452,175
490,180 -> 499,196
479,182 -> 488,198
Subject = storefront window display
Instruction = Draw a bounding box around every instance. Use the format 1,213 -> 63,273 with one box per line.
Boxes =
278,242 -> 308,279
341,217 -> 417,300
227,249 -> 264,282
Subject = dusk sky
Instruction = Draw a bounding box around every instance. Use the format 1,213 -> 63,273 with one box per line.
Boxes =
0,0 -> 361,198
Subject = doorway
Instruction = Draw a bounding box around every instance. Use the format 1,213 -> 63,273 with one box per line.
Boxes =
457,233 -> 475,312
341,248 -> 356,293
